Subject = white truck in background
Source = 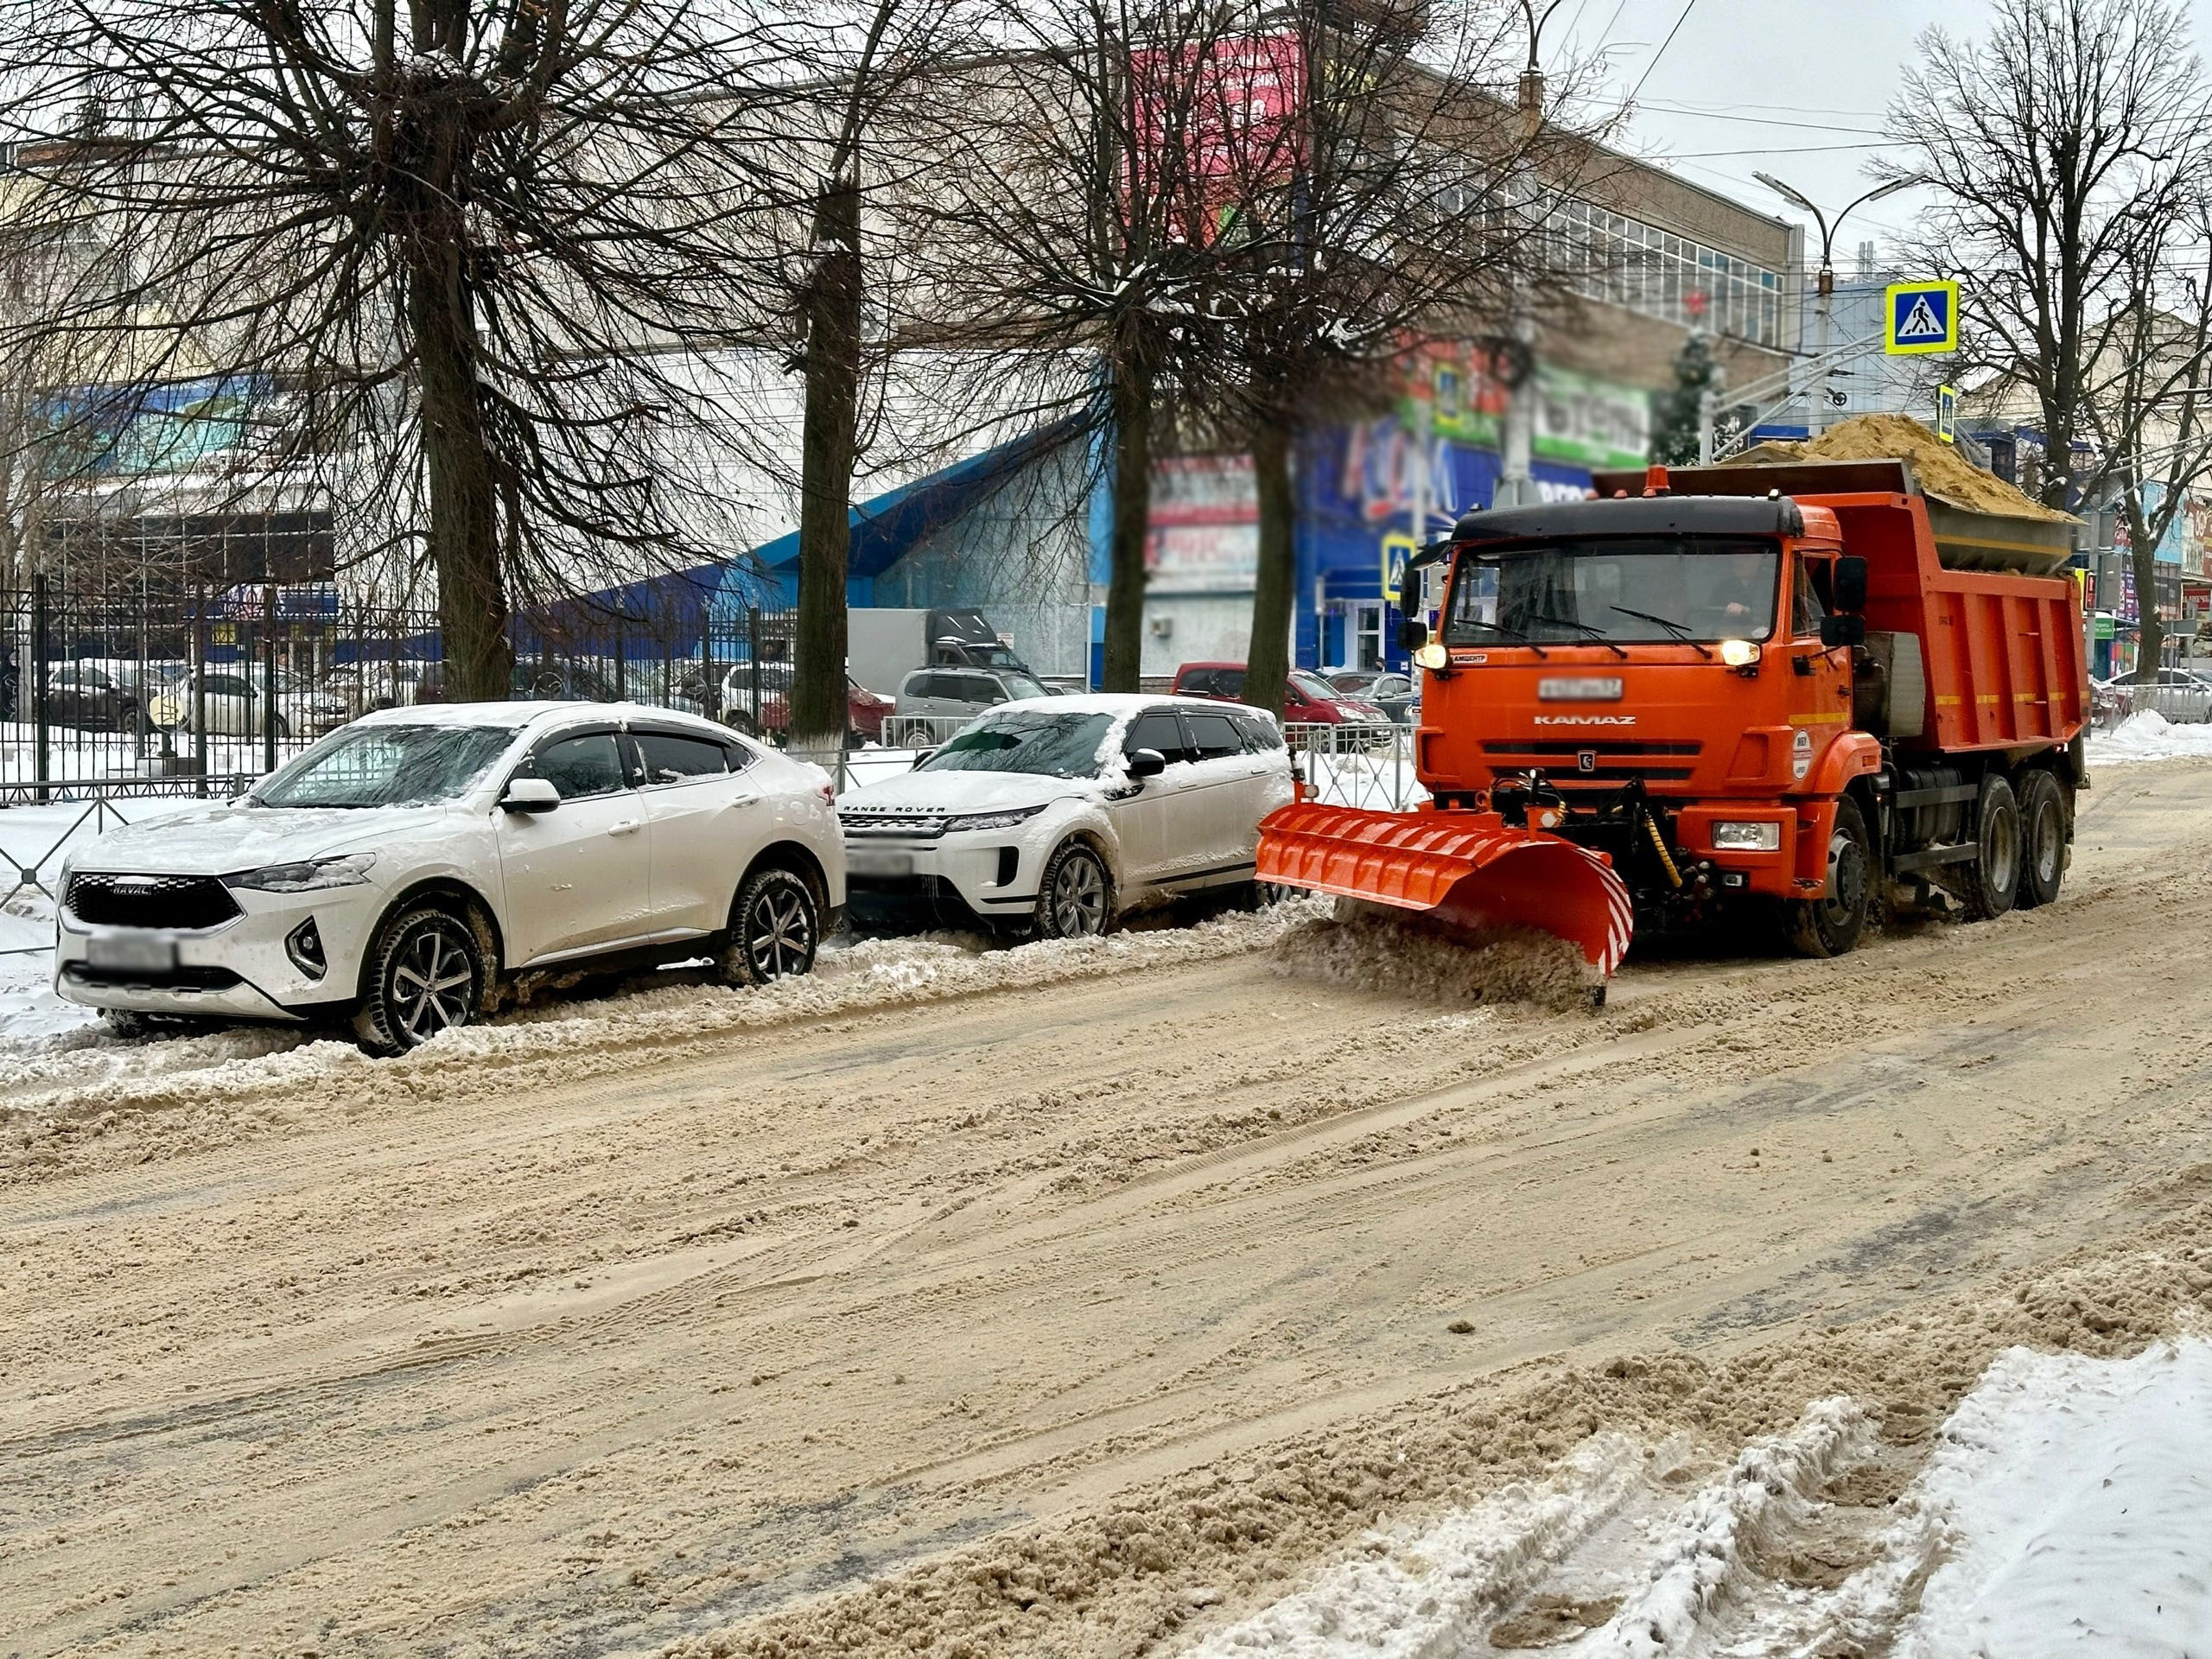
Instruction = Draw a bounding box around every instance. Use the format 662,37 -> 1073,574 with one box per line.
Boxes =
847,607 -> 1033,696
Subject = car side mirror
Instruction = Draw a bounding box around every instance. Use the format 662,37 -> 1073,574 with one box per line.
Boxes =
1126,747 -> 1166,779
501,777 -> 561,812
1821,613 -> 1867,649
1398,617 -> 1428,651
1833,556 -> 1869,613
910,747 -> 936,768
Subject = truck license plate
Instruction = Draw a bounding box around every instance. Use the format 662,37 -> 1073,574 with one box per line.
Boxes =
87,931 -> 179,973
846,849 -> 914,878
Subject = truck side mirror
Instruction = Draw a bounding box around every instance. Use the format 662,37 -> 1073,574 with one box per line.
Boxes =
1833,556 -> 1869,612
1821,613 -> 1867,649
1397,618 -> 1428,651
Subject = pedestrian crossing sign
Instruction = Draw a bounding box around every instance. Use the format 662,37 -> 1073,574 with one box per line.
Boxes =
1382,531 -> 1416,607
1885,280 -> 1959,355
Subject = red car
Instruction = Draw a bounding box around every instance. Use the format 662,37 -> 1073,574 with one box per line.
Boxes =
723,667 -> 893,746
1171,662 -> 1394,742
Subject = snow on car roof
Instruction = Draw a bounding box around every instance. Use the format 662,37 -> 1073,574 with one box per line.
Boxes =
1007,691 -> 1277,720
352,699 -> 734,736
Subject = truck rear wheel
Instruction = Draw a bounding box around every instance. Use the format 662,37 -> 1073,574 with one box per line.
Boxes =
2015,770 -> 2066,909
1784,795 -> 1872,959
1961,774 -> 2021,921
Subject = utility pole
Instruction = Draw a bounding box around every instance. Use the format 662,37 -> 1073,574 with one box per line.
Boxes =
1753,173 -> 1920,436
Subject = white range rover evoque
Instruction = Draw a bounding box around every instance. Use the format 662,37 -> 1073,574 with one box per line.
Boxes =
838,693 -> 1294,936
54,702 -> 846,1052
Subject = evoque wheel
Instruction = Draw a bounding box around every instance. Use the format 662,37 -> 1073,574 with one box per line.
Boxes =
355,906 -> 486,1054
1037,841 -> 1112,939
723,867 -> 819,986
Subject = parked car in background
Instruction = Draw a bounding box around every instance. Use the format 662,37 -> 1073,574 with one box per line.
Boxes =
847,607 -> 1033,700
838,694 -> 1293,936
2106,666 -> 2212,723
148,670 -> 351,738
717,664 -> 893,746
53,702 -> 845,1051
43,662 -> 146,731
1172,662 -> 1393,746
1321,667 -> 1417,725
893,665 -> 1054,725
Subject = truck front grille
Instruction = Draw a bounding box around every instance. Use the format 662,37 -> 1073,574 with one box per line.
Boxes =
1482,740 -> 1703,785
66,873 -> 243,931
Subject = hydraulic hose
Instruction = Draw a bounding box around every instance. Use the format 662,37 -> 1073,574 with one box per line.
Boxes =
1645,809 -> 1683,889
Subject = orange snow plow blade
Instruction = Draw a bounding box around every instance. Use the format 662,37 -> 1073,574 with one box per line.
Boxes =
1257,803 -> 1635,978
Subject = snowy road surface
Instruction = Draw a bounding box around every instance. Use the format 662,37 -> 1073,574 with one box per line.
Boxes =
5,760 -> 2212,1656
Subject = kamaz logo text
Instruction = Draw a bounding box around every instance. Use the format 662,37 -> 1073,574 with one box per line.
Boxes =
1532,715 -> 1637,726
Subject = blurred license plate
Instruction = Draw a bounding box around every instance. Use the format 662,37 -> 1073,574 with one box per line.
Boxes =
87,931 -> 178,973
846,849 -> 914,878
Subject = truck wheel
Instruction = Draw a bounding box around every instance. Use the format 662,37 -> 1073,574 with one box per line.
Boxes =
1961,774 -> 2022,921
1037,841 -> 1113,938
1784,795 -> 1872,958
2015,770 -> 2067,909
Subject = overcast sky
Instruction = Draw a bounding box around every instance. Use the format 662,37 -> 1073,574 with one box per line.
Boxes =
1552,0 -> 2212,271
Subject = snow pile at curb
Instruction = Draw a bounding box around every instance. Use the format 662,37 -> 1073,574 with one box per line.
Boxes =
2088,709 -> 2212,765
1892,1337 -> 2212,1656
1189,1402 -> 1872,1658
0,899 -> 1327,1135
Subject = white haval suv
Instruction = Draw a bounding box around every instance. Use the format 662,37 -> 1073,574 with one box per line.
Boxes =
838,694 -> 1294,936
54,702 -> 845,1051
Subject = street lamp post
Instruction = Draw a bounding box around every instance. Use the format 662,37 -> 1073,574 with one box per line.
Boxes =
1496,1 -> 1570,509
1753,172 -> 1921,436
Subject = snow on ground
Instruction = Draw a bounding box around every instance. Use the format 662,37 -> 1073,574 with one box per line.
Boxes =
1198,1341 -> 2212,1658
2088,709 -> 2212,765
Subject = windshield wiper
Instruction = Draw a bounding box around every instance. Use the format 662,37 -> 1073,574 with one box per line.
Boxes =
1452,618 -> 1548,658
1611,605 -> 1714,659
1528,612 -> 1628,659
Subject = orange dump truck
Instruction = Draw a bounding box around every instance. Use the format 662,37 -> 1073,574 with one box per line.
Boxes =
1257,458 -> 2088,995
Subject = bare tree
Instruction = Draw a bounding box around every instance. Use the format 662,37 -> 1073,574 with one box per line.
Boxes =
1201,0 -> 1609,716
907,0 -> 1262,693
1888,0 -> 2210,557
2080,204 -> 2212,672
0,0 -> 812,699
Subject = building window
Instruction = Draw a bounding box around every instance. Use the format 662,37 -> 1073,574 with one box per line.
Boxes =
1548,199 -> 1785,346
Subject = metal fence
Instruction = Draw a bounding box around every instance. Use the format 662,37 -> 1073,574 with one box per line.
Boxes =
0,577 -> 798,806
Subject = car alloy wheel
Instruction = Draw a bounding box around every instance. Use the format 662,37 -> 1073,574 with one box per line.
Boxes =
1041,842 -> 1109,938
357,906 -> 486,1054
726,867 -> 819,986
390,918 -> 478,1039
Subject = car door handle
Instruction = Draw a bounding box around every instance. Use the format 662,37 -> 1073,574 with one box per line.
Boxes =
607,819 -> 643,836
728,792 -> 760,806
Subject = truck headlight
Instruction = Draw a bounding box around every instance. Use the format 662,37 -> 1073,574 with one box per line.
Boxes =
224,852 -> 377,892
942,805 -> 1046,833
1712,821 -> 1783,852
1719,639 -> 1762,668
1412,642 -> 1449,671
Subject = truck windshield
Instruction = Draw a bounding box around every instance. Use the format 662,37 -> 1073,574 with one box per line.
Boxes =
1444,537 -> 1781,647
917,710 -> 1114,778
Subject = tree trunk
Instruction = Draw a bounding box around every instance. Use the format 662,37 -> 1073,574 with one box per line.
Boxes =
793,176 -> 862,749
1244,416 -> 1297,718
409,248 -> 512,703
1101,346 -> 1153,692
2129,508 -> 2164,679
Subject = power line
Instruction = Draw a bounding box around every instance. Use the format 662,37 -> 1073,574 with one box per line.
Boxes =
1624,0 -> 1700,105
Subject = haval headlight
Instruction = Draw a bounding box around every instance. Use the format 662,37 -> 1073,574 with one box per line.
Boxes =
1712,821 -> 1783,852
1719,639 -> 1761,668
1412,642 -> 1449,671
224,852 -> 378,892
942,804 -> 1046,833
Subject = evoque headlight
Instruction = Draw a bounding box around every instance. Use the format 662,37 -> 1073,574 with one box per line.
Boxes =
224,852 -> 378,892
942,805 -> 1047,833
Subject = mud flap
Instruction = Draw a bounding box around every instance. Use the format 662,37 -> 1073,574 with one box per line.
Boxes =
1257,803 -> 1635,979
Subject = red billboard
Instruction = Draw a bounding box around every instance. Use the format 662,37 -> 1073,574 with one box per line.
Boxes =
1128,31 -> 1306,243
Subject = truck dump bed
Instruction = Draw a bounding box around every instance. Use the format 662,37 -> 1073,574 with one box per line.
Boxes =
1591,462 -> 2087,755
